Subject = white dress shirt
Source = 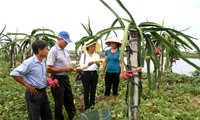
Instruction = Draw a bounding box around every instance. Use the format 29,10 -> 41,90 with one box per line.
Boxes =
79,52 -> 100,71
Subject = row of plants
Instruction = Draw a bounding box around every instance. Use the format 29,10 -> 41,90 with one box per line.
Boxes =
73,1 -> 200,118
1,0 -> 199,119
0,60 -> 199,119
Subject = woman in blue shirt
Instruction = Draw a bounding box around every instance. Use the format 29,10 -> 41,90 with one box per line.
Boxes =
100,38 -> 124,102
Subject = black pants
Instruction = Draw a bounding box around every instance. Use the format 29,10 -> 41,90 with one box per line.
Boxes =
51,75 -> 76,120
82,71 -> 98,109
104,72 -> 120,96
25,88 -> 52,120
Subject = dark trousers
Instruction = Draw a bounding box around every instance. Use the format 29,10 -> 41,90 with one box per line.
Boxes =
104,72 -> 120,96
51,75 -> 76,120
25,88 -> 52,120
82,71 -> 98,109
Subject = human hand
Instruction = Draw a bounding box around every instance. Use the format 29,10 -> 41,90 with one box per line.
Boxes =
88,61 -> 94,66
73,65 -> 83,73
76,68 -> 83,73
100,72 -> 105,79
47,78 -> 60,87
119,73 -> 123,80
63,66 -> 74,72
53,79 -> 60,87
89,59 -> 101,66
95,61 -> 100,67
26,84 -> 37,95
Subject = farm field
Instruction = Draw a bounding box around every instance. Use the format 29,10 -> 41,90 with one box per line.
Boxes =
0,60 -> 200,120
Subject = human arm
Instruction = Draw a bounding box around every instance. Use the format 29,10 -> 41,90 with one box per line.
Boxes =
88,53 -> 101,67
46,65 -> 74,73
94,54 -> 101,67
100,57 -> 107,78
119,57 -> 125,80
11,76 -> 37,95
95,61 -> 100,67
87,60 -> 100,67
46,48 -> 74,73
10,60 -> 38,95
73,53 -> 86,73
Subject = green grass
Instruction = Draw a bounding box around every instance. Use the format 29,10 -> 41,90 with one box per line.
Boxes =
0,60 -> 200,120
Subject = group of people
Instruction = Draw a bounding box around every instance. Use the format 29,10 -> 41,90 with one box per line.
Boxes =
10,31 -> 124,120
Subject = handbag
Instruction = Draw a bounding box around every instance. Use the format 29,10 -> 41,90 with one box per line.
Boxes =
76,53 -> 86,84
76,72 -> 84,84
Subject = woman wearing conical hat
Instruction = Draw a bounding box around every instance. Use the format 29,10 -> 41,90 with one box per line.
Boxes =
79,40 -> 101,110
100,37 -> 124,102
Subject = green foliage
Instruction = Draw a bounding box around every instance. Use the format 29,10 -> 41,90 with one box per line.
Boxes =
0,27 -> 57,67
191,69 -> 200,77
99,1 -> 200,100
1,59 -> 200,119
139,72 -> 200,119
0,61 -> 28,119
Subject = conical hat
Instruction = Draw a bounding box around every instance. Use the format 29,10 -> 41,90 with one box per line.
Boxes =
105,37 -> 122,46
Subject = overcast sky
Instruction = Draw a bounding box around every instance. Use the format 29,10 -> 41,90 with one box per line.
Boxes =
1,0 -> 200,50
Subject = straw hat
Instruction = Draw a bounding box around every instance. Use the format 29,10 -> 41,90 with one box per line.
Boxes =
105,37 -> 122,46
82,41 -> 100,53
